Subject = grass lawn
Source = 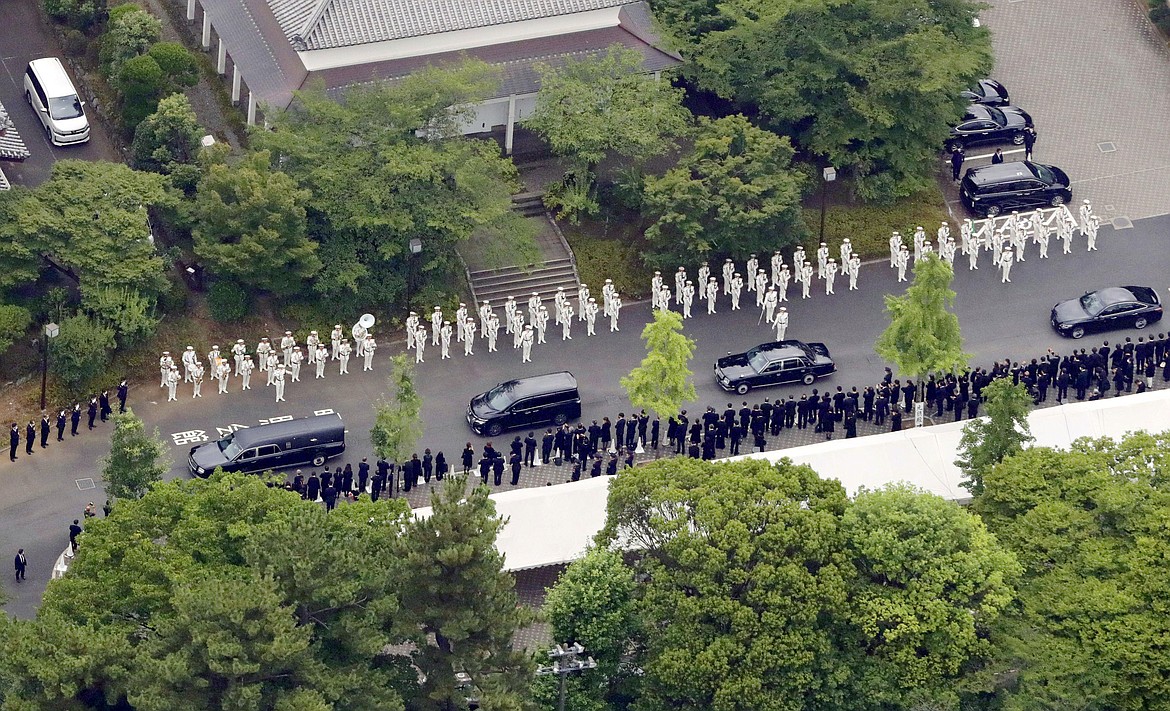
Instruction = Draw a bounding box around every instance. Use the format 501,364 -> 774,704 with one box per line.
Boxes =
559,211 -> 653,300
800,185 -> 951,260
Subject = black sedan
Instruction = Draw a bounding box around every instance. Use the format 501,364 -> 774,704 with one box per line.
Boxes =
1051,286 -> 1163,339
961,79 -> 1010,106
945,105 -> 1032,151
715,340 -> 836,394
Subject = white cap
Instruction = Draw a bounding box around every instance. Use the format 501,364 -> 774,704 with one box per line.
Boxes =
780,307 -> 787,311
212,345 -> 218,349
186,346 -> 194,350
237,339 -> 244,343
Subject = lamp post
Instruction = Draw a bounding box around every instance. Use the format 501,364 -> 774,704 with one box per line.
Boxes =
406,238 -> 423,310
38,322 -> 59,410
536,643 -> 597,711
819,166 -> 836,246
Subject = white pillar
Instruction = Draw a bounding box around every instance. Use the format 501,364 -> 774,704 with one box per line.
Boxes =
231,65 -> 241,103
186,0 -> 195,21
505,95 -> 516,155
217,39 -> 226,75
201,11 -> 212,50
247,92 -> 257,125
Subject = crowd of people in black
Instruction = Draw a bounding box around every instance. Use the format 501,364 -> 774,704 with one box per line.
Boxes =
272,333 -> 1170,505
8,382 -> 128,462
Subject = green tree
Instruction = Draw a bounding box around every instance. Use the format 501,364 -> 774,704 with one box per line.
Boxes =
955,378 -> 1035,496
970,431 -> 1170,711
12,160 -> 170,298
146,42 -> 199,94
252,65 -> 538,307
0,187 -> 43,289
525,45 -> 691,221
131,92 -> 203,174
370,354 -> 424,465
0,303 -> 32,356
82,285 -> 159,347
874,253 -> 968,407
101,409 -> 168,500
650,0 -> 991,201
42,0 -> 107,30
99,4 -> 161,76
620,309 -> 696,420
191,150 -> 321,294
395,475 -> 533,711
641,115 -> 807,269
50,314 -> 115,388
115,54 -> 167,129
1,473 -> 413,710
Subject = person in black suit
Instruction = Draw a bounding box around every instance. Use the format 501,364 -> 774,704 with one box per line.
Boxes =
322,484 -> 338,511
478,455 -> 491,485
523,432 -> 537,467
98,390 -> 112,422
492,455 -> 504,486
86,398 -> 97,430
541,429 -> 554,465
25,421 -> 35,455
435,451 -> 447,481
462,443 -> 475,475
14,549 -> 26,581
69,519 -> 83,552
39,414 -> 50,449
116,380 -> 128,413
306,473 -> 321,502
9,423 -> 19,462
509,451 -> 521,485
55,410 -> 66,441
70,403 -> 81,436
357,458 -> 370,493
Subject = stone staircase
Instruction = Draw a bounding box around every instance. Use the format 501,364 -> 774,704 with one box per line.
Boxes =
510,192 -> 546,217
468,256 -> 580,305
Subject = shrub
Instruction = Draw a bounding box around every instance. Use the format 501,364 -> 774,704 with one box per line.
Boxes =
148,42 -> 198,93
132,93 -> 203,173
115,54 -> 166,129
99,5 -> 160,77
81,286 -> 159,348
50,315 -> 116,388
207,280 -> 249,322
1151,4 -> 1170,33
42,0 -> 107,31
0,304 -> 33,356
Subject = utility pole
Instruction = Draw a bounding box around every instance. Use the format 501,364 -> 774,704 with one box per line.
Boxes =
535,643 -> 597,711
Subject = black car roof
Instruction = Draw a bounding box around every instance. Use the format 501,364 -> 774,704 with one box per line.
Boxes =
964,161 -> 1040,185
1096,287 -> 1140,305
494,371 -> 577,398
749,341 -> 812,358
964,105 -> 994,120
227,413 -> 344,448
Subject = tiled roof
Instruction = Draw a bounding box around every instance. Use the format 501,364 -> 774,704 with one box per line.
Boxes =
202,0 -> 310,108
267,0 -> 634,50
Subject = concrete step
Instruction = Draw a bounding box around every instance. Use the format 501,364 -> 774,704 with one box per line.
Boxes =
470,260 -> 574,284
469,257 -> 573,279
511,192 -> 546,217
474,278 -> 581,305
471,269 -> 578,296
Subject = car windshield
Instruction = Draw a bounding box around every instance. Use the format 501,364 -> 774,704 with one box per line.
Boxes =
984,107 -> 1006,125
748,350 -> 771,372
218,437 -> 241,460
47,95 -> 83,120
1030,163 -> 1055,183
484,382 -> 517,410
1079,292 -> 1105,316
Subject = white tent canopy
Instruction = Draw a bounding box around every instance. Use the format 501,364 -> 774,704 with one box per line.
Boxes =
415,390 -> 1170,572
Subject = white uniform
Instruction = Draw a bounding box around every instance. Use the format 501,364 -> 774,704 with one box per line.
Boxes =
338,341 -> 351,374
681,282 -> 695,319
847,255 -> 861,290
159,353 -> 173,387
315,346 -> 328,378
241,356 -> 255,389
777,265 -> 790,303
816,243 -> 829,278
913,226 -> 926,262
216,360 -> 231,394
362,338 -> 375,371
526,295 -> 540,325
305,332 -> 319,364
464,319 -> 476,356
207,347 -> 221,374
585,299 -> 598,336
675,268 -> 687,305
561,305 -> 574,340
232,341 -> 246,374
273,363 -> 286,403
290,347 -> 303,381
455,304 -> 469,342
730,274 -> 743,310
609,297 -> 622,332
191,363 -> 204,398
281,332 -> 296,362
577,285 -> 590,321
414,328 -> 426,363
534,307 -> 548,344
792,248 -> 806,281
351,324 -> 366,357
773,308 -> 789,340
722,259 -> 735,294
1000,248 -> 1014,283
329,327 -> 342,360
406,313 -> 419,350
770,252 -> 782,287
762,287 -> 777,324
485,315 -> 500,352
745,255 -> 759,291
754,271 -> 768,306
697,262 -> 710,288
520,325 -> 534,363
705,278 -> 718,315
257,339 -> 273,370
1084,215 -> 1099,251
440,321 -> 453,359
265,353 -> 278,385
504,298 -> 517,334
800,263 -> 813,298
650,274 -> 663,309
890,232 -> 902,267
182,347 -> 197,383
511,313 -> 525,348
839,240 -> 852,266
166,367 -> 179,401
554,289 -> 567,325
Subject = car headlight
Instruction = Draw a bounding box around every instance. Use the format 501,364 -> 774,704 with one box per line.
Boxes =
196,466 -> 206,474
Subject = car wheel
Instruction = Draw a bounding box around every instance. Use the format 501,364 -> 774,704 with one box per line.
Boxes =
311,454 -> 326,467
553,413 -> 568,425
486,423 -> 503,437
1135,316 -> 1148,330
1049,194 -> 1066,207
1071,326 -> 1085,339
802,373 -> 816,386
1011,132 -> 1026,145
735,383 -> 750,395
984,205 -> 1001,218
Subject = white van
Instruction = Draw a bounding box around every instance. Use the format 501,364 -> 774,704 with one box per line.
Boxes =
23,58 -> 90,146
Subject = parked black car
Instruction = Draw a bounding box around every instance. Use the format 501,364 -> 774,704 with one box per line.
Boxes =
961,79 -> 1010,106
945,104 -> 1032,151
467,371 -> 581,437
715,340 -> 836,394
960,161 -> 1072,217
1051,286 -> 1163,339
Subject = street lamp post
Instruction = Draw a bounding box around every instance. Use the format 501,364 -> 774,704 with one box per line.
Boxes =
536,643 -> 597,711
819,166 -> 837,245
38,322 -> 59,411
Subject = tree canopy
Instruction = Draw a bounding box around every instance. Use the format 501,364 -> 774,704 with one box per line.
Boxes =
250,64 -> 537,307
594,457 -> 1017,711
620,309 -> 696,420
874,253 -> 968,386
370,354 -> 424,465
650,0 -> 992,201
955,378 -> 1034,494
100,409 -> 168,500
641,114 -> 807,268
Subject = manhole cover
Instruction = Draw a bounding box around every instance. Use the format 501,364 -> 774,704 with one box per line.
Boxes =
1103,204 -> 1116,212
1097,142 -> 1117,153
1111,216 -> 1133,230
75,478 -> 95,490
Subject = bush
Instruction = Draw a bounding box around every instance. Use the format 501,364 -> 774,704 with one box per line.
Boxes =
0,304 -> 33,356
115,54 -> 166,129
132,93 -> 203,173
148,42 -> 198,92
207,280 -> 249,322
42,0 -> 107,31
51,315 -> 116,389
561,218 -> 651,300
82,286 -> 159,348
99,5 -> 160,77
799,187 -> 950,260
1151,4 -> 1170,33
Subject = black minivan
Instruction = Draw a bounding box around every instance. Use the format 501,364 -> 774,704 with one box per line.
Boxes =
188,413 -> 346,477
467,372 -> 582,437
960,161 -> 1072,218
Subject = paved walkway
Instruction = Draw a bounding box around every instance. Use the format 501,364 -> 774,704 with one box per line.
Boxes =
975,0 -> 1170,223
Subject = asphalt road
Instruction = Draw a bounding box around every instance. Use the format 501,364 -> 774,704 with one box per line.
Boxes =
0,0 -> 120,186
2,213 -> 1169,618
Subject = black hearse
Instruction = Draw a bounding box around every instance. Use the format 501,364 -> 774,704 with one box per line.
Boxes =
188,413 -> 345,477
467,371 -> 582,437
